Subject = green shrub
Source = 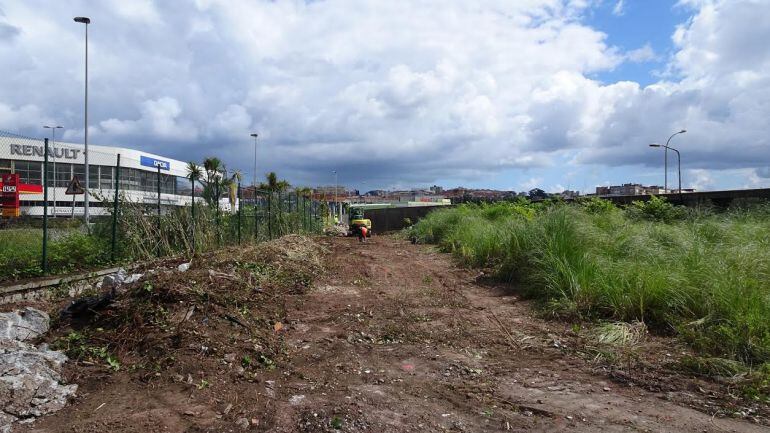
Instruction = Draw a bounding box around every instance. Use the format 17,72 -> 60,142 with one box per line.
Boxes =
410,200 -> 770,369
627,195 -> 685,222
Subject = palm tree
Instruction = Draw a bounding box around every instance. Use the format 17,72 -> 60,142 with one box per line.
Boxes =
258,171 -> 290,192
201,157 -> 227,207
186,162 -> 203,253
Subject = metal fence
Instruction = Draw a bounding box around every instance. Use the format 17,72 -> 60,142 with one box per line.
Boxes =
0,130 -> 326,284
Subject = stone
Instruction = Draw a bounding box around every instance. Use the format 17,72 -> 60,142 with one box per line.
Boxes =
177,262 -> 191,273
122,273 -> 144,285
235,417 -> 250,429
100,269 -> 126,290
0,310 -> 77,433
0,307 -> 49,341
289,395 -> 306,406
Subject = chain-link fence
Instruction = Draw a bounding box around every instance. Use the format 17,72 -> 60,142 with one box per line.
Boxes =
0,130 -> 325,284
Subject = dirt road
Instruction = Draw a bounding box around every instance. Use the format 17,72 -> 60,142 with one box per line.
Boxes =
22,235 -> 766,432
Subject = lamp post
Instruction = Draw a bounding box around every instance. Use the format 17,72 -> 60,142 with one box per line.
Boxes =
333,170 -> 338,221
74,16 -> 90,223
650,143 -> 682,196
662,129 -> 686,192
43,125 -> 63,216
250,133 -> 258,190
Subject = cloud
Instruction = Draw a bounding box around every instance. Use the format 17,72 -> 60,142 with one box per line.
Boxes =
0,21 -> 19,41
94,97 -> 198,142
626,44 -> 657,63
612,0 -> 626,16
0,0 -> 768,190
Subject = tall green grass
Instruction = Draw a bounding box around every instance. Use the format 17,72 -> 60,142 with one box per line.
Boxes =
409,199 -> 770,367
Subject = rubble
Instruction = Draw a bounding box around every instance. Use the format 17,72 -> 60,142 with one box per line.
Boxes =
0,308 -> 76,432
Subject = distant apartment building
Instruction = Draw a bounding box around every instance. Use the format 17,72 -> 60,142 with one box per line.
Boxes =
429,185 -> 444,194
559,190 -> 581,199
595,183 -> 669,196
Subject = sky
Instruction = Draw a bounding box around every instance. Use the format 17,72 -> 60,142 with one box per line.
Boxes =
1,0 -> 769,193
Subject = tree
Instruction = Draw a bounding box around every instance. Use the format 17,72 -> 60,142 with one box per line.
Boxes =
185,162 -> 203,253
201,157 -> 228,207
258,171 -> 291,192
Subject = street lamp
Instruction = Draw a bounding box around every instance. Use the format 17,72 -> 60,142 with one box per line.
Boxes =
333,170 -> 338,220
250,133 -> 258,189
662,129 -> 686,192
74,16 -> 91,223
43,125 -> 63,216
650,143 -> 682,195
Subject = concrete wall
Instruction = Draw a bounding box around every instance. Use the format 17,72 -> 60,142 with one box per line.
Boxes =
365,205 -> 451,233
602,188 -> 770,208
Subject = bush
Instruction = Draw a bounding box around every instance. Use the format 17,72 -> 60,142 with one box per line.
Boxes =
627,195 -> 685,222
409,200 -> 770,368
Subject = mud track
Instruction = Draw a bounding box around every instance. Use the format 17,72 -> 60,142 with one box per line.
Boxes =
23,236 -> 767,432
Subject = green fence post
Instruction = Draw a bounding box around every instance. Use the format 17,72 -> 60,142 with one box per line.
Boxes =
215,181 -> 220,246
254,193 -> 259,242
190,175 -> 196,254
156,166 -> 162,257
295,190 -> 300,233
278,190 -> 283,236
271,192 -> 276,239
42,138 -> 49,274
111,154 -> 120,261
237,181 -> 242,245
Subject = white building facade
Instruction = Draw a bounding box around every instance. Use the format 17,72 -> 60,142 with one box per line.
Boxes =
0,137 -> 198,217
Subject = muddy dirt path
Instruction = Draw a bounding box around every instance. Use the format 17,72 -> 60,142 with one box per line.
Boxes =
274,236 -> 764,432
21,235 -> 766,432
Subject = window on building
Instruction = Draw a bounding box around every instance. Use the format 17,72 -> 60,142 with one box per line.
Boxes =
99,166 -> 113,190
139,169 -> 156,192
54,163 -> 72,187
120,168 -> 140,192
14,161 -> 43,185
176,176 -> 192,195
160,173 -> 175,194
0,159 -> 11,176
73,164 -> 85,184
89,166 -> 100,189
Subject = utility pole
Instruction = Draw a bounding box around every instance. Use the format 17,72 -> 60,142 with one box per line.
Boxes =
74,16 -> 91,223
43,125 -> 63,216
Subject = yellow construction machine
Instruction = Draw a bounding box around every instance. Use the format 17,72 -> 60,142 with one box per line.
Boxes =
348,207 -> 372,242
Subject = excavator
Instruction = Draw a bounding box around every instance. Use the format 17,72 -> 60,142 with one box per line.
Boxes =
348,207 -> 372,242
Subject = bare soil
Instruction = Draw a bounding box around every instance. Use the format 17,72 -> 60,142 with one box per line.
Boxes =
18,235 -> 769,432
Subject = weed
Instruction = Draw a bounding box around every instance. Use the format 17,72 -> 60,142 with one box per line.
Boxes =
409,201 -> 770,371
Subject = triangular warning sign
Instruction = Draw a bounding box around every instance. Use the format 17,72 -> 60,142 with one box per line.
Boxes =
65,177 -> 85,195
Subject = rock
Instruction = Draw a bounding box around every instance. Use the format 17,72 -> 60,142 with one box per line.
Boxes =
0,320 -> 77,433
289,395 -> 306,406
223,353 -> 237,363
235,417 -> 250,429
177,262 -> 191,273
123,273 -> 143,285
0,307 -> 49,341
100,269 -> 126,290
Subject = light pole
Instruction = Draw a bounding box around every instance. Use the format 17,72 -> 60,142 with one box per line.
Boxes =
250,133 -> 258,189
74,16 -> 90,223
43,125 -> 63,216
650,143 -> 681,195
333,170 -> 338,221
662,129 -> 686,192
